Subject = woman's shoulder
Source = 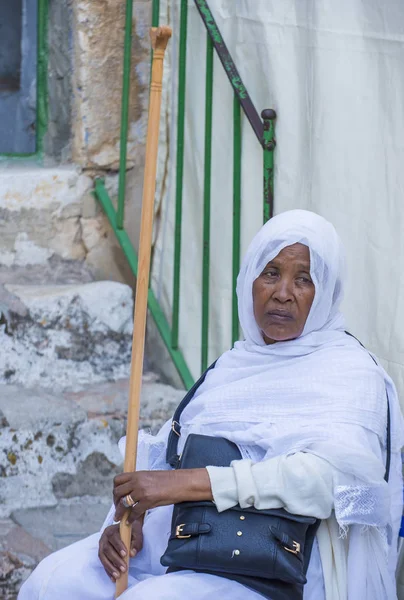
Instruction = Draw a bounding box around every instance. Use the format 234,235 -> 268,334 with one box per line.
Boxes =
316,340 -> 386,394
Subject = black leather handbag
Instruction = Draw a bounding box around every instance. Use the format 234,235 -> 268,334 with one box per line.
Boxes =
160,364 -> 319,600
161,352 -> 391,600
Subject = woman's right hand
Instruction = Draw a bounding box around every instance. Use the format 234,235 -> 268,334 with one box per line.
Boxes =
98,518 -> 144,582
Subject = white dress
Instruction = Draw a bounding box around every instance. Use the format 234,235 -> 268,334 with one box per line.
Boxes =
18,428 -> 403,600
18,503 -> 325,600
19,426 -> 332,600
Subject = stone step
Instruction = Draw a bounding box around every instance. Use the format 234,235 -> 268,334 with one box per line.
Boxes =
0,517 -> 51,600
0,278 -> 186,599
0,280 -> 138,391
11,497 -> 112,554
0,377 -> 184,519
1,497 -> 112,600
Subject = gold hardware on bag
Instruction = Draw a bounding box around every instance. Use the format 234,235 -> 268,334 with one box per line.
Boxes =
176,524 -> 191,539
284,541 -> 301,555
171,421 -> 181,436
240,515 -> 245,520
237,531 -> 243,536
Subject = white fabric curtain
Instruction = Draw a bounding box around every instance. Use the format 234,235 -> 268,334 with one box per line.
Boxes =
151,0 -> 404,408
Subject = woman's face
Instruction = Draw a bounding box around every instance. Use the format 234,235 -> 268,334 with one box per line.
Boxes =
252,243 -> 315,344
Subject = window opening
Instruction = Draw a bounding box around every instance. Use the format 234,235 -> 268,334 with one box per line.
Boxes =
0,0 -> 38,154
0,0 -> 22,91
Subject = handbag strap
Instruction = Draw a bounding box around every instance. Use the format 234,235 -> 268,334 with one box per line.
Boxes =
166,335 -> 391,482
344,331 -> 391,482
166,360 -> 217,467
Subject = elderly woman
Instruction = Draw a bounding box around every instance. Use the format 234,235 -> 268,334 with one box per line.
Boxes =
19,210 -> 403,600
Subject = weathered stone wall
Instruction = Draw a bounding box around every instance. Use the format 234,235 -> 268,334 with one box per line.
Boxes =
45,0 -> 74,162
0,6 -> 184,596
0,0 -> 154,284
71,0 -> 151,170
0,1 -> 179,389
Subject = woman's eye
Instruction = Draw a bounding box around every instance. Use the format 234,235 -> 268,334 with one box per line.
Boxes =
297,276 -> 312,284
264,270 -> 278,278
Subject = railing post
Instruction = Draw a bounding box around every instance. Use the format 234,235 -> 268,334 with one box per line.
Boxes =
96,0 -> 277,386
116,0 -> 134,229
232,95 -> 241,345
152,0 -> 160,27
172,0 -> 188,350
94,179 -> 194,389
201,35 -> 214,373
262,109 -> 277,222
36,0 -> 49,156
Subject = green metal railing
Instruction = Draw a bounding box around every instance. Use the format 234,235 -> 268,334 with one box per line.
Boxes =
36,0 -> 49,156
94,0 -> 276,387
201,34 -> 214,372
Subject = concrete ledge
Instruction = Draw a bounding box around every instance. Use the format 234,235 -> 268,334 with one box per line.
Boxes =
0,166 -> 82,213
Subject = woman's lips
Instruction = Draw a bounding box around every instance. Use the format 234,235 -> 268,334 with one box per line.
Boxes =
266,310 -> 294,321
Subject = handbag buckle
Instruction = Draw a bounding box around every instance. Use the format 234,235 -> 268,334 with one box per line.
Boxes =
171,421 -> 181,437
284,541 -> 301,556
176,524 -> 191,539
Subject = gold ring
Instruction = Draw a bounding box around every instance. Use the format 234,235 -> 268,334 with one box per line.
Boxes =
122,494 -> 137,508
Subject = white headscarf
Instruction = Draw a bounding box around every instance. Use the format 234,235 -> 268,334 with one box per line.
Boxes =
237,209 -> 345,345
181,210 -> 402,449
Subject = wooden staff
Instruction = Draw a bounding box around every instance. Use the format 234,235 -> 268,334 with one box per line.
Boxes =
116,25 -> 172,598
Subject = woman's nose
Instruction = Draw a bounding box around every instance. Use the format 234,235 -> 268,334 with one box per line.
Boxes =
272,278 -> 293,302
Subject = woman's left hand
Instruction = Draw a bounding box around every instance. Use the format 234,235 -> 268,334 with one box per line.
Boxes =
113,468 -> 212,524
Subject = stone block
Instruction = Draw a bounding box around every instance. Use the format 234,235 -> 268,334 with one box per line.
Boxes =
0,166 -> 140,289
51,452 -> 120,499
65,375 -> 184,432
0,233 -> 53,269
0,385 -> 123,519
0,281 -> 134,391
0,519 -> 51,600
7,281 -> 134,335
60,203 -> 82,219
0,498 -> 108,598
0,374 -> 184,519
0,257 -> 94,288
81,214 -> 137,286
0,167 -> 87,267
82,192 -> 99,218
0,550 -> 33,600
81,217 -> 105,252
11,500 -> 111,553
0,519 -> 51,564
49,217 -> 86,260
0,166 -> 80,213
75,173 -> 93,198
71,0 -> 151,168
